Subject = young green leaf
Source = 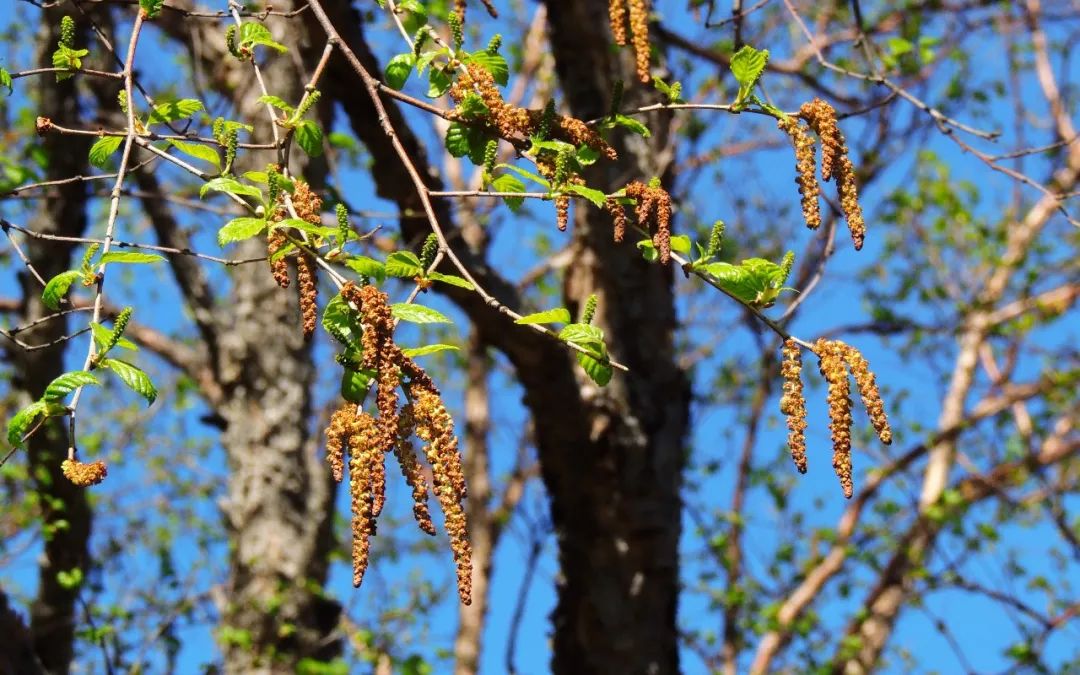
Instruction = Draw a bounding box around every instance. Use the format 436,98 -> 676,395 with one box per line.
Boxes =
427,67 -> 452,98
603,114 -> 652,138
139,0 -> 164,18
496,163 -> 550,189
90,322 -> 138,351
466,50 -> 509,86
427,272 -> 474,290
100,358 -> 157,405
391,303 -> 452,324
489,173 -> 525,212
42,370 -> 99,402
217,217 -> 267,246
147,98 -> 203,124
385,251 -> 424,278
515,307 -> 572,325
41,270 -> 82,310
294,120 -> 324,157
256,94 -> 295,115
730,45 -> 769,104
564,184 -> 608,208
669,234 -> 692,254
340,368 -> 375,404
238,23 -> 287,54
384,53 -> 415,90
6,401 -> 48,447
88,136 -> 123,169
344,256 -> 387,282
0,67 -> 12,95
323,293 -> 363,345
576,352 -> 613,386
200,176 -> 264,200
168,140 -> 221,168
100,251 -> 165,265
402,344 -> 459,358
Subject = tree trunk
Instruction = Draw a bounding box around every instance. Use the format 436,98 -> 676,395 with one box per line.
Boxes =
5,11 -> 95,674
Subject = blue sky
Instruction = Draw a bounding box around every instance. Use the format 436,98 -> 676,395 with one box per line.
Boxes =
2,0 -> 1078,673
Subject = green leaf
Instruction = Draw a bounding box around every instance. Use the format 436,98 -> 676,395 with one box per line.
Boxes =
340,368 -> 374,404
344,256 -> 387,282
704,258 -> 785,307
730,45 -> 769,103
385,251 -> 424,278
0,67 -> 12,95
576,352 -> 613,386
6,401 -> 48,447
42,371 -> 99,402
496,163 -> 550,189
239,22 -> 287,54
516,307 -> 571,325
384,53 -> 415,90
168,139 -> 221,168
427,272 -> 474,290
256,94 -> 295,115
669,234 -> 692,254
100,251 -> 165,265
490,173 -> 525,212
270,218 -> 336,240
90,322 -> 137,351
427,67 -> 452,98
636,238 -> 659,263
88,136 -> 123,169
402,344 -> 459,358
56,568 -> 83,590
100,358 -> 157,405
295,120 -> 324,157
41,270 -> 82,310
558,323 -> 607,356
148,98 -> 203,124
51,46 -> 88,80
467,50 -> 509,86
200,176 -> 264,200
391,303 -> 452,324
323,293 -> 362,345
217,217 -> 267,246
564,184 -> 607,208
456,92 -> 489,119
445,122 -> 474,159
606,114 -> 651,138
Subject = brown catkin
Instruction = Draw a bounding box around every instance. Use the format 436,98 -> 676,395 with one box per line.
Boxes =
347,414 -> 380,588
835,155 -> 865,250
780,339 -> 808,474
555,194 -> 570,232
778,116 -> 821,231
627,0 -> 651,83
816,339 -> 854,498
395,407 -> 437,536
297,253 -> 318,340
61,459 -> 107,487
624,181 -> 673,264
325,404 -> 355,482
840,343 -> 891,445
267,230 -> 290,288
609,0 -> 628,46
413,384 -> 472,604
606,197 -> 627,242
799,98 -> 840,182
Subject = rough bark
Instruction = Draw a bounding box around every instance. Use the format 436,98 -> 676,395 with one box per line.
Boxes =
3,11 -> 95,674
150,4 -> 342,670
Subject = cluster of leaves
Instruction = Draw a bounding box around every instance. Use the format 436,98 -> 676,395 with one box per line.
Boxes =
515,295 -> 612,386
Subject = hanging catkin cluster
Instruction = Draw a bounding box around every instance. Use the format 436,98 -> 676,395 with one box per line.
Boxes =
61,458 -> 108,487
779,338 -> 891,498
777,116 -> 822,232
449,64 -> 617,161
609,0 -> 652,82
615,180 -> 673,263
267,176 -> 322,339
325,282 -> 472,604
796,99 -> 867,250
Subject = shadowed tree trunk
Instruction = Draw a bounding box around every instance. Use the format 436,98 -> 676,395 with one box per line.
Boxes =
4,10 -> 95,674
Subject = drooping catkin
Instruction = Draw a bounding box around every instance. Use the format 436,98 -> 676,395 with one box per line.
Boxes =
61,459 -> 107,487
624,180 -> 673,263
325,404 -> 355,482
555,195 -> 570,232
777,116 -> 821,231
297,253 -> 318,340
347,413 -> 381,588
395,407 -> 437,535
609,0 -> 628,46
627,0 -> 652,83
606,197 -> 627,242
412,384 -> 472,605
267,231 -> 290,288
798,99 -> 866,250
780,339 -> 808,474
816,339 -> 854,498
840,343 -> 891,445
